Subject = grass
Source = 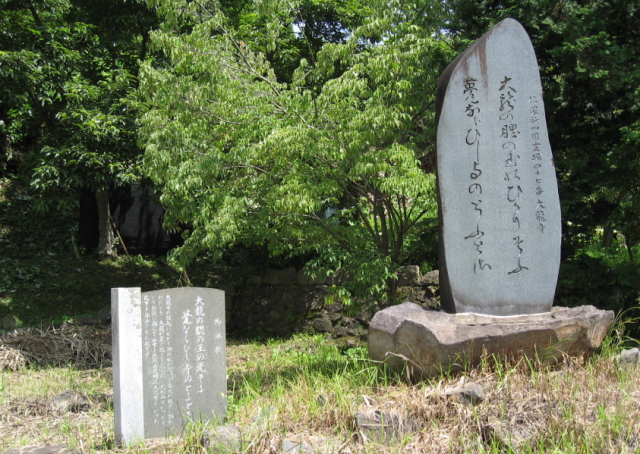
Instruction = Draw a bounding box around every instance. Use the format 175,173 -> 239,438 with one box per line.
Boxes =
1,332 -> 639,453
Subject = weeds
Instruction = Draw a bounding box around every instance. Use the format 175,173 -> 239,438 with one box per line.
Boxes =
2,330 -> 638,453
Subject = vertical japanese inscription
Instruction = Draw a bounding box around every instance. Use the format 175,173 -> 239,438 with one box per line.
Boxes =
463,77 -> 491,274
436,18 -> 561,315
164,295 -> 174,426
529,95 -> 547,233
194,297 -> 206,394
181,307 -> 193,412
498,76 -> 528,275
123,287 -> 226,441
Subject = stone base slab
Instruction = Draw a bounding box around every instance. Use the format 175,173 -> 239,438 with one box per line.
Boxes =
368,303 -> 614,376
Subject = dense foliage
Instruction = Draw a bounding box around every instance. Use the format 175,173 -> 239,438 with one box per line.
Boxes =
140,0 -> 453,301
0,0 -> 638,319
1,0 -> 158,255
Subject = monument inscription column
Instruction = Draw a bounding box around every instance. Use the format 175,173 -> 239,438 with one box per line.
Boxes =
436,18 -> 561,315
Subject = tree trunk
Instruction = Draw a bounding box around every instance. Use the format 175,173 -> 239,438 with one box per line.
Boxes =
602,222 -> 614,248
95,189 -> 116,258
386,276 -> 398,305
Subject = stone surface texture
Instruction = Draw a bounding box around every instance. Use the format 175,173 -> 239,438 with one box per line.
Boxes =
436,18 -> 561,315
51,390 -> 90,413
354,409 -> 418,445
263,267 -> 297,285
369,302 -> 614,377
445,383 -> 485,406
200,425 -> 242,453
397,266 -> 421,286
112,287 -> 145,444
112,287 -> 227,443
616,348 -> 640,365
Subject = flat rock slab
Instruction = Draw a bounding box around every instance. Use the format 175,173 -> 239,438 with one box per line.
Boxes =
369,303 -> 614,376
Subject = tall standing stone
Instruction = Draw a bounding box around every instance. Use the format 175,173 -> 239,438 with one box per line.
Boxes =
112,287 -> 227,444
436,18 -> 561,315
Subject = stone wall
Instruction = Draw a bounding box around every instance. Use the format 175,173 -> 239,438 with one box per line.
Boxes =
225,266 -> 440,339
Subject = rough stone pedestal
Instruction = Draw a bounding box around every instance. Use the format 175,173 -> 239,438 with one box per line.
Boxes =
369,303 -> 614,377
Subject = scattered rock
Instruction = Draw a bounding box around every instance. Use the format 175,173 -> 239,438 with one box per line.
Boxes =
445,383 -> 485,406
51,390 -> 90,413
334,326 -> 347,338
200,425 -> 242,453
354,409 -> 417,445
281,440 -> 315,453
615,348 -> 640,365
482,421 -> 535,450
75,315 -> 100,325
356,312 -> 372,326
296,269 -> 325,286
219,285 -> 237,297
397,266 -> 421,286
263,267 -> 297,285
420,270 -> 439,286
96,309 -> 111,324
247,275 -> 262,285
1,446 -> 78,454
2,316 -> 16,331
369,302 -> 614,377
313,316 -> 332,333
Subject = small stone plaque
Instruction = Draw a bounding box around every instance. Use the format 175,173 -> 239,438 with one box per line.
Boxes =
436,18 -> 561,315
112,287 -> 226,444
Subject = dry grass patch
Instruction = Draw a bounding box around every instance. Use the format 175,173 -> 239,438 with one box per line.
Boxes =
0,327 -> 111,370
0,330 -> 639,453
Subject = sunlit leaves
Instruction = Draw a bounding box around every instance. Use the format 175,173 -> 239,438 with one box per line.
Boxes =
141,0 -> 452,300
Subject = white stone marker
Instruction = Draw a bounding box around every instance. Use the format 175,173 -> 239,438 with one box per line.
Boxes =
112,287 -> 227,444
112,287 -> 145,443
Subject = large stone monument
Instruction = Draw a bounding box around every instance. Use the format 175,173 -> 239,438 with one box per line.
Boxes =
112,287 -> 227,444
436,18 -> 561,316
368,19 -> 614,375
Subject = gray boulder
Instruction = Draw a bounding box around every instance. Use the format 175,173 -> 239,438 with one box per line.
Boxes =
615,348 -> 640,365
313,315 -> 333,333
419,270 -> 439,286
296,269 -> 325,285
445,383 -> 485,406
200,425 -> 242,453
369,303 -> 614,377
354,409 -> 418,445
51,390 -> 90,413
397,266 -> 421,286
263,267 -> 297,285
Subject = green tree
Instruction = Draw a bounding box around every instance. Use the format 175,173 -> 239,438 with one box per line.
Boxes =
0,0 -> 157,256
140,0 -> 453,301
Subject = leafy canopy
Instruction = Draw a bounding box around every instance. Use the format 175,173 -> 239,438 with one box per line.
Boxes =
140,0 -> 453,300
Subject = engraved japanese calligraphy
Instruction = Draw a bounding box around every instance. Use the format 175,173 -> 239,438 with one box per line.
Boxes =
436,18 -> 561,316
113,287 -> 227,443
